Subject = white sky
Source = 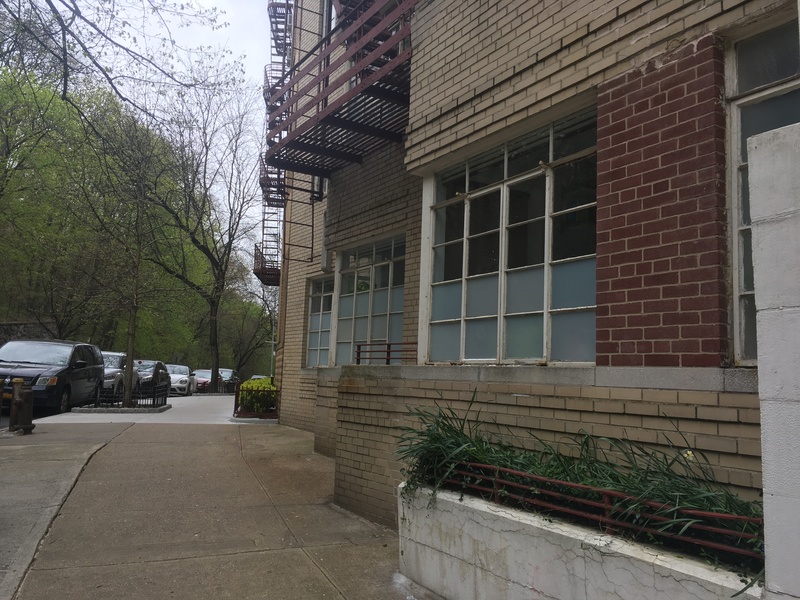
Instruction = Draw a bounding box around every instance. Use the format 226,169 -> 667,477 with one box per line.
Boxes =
204,0 -> 270,86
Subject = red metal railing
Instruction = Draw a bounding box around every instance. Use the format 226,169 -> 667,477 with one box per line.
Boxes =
355,342 -> 416,365
443,461 -> 764,563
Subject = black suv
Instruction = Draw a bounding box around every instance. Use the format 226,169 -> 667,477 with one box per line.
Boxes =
0,339 -> 104,412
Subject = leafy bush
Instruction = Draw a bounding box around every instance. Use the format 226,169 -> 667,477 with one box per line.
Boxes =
236,378 -> 277,414
239,377 -> 276,392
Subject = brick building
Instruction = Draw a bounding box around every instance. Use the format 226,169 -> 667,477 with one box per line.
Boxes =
257,0 -> 798,562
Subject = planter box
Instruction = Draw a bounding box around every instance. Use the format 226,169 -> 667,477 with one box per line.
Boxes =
398,484 -> 759,600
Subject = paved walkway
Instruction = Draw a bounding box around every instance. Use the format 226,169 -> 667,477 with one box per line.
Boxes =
0,396 -> 440,600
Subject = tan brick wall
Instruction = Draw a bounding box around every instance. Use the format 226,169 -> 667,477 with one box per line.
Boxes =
405,0 -> 797,172
333,368 -> 761,529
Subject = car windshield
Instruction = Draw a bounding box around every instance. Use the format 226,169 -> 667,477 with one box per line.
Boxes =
194,370 -> 211,378
0,341 -> 72,366
102,354 -> 125,368
136,360 -> 156,373
220,369 -> 234,379
167,365 -> 189,375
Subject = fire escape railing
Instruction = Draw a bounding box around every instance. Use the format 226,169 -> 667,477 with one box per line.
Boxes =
264,0 -> 417,178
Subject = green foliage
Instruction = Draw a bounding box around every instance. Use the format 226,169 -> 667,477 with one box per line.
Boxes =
239,377 -> 276,392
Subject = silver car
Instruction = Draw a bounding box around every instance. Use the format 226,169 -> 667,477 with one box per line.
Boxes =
101,351 -> 139,400
166,364 -> 197,396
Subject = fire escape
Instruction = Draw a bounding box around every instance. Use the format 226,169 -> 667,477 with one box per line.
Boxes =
254,0 -> 417,286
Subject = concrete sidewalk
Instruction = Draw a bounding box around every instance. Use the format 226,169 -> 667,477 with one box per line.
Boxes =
0,412 -> 439,599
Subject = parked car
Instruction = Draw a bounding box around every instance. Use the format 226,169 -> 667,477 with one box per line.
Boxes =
219,368 -> 240,393
166,364 -> 196,396
194,369 -> 223,393
134,359 -> 170,399
101,351 -> 139,400
0,339 -> 104,412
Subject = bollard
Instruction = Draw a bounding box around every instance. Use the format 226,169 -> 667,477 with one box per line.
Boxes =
8,378 -> 35,434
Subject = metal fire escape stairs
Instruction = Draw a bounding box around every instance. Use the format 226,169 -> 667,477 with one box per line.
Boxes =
255,0 -> 417,286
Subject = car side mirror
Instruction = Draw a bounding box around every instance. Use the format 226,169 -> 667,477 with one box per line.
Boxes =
74,360 -> 88,369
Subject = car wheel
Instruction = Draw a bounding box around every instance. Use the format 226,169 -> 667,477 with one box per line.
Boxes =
92,384 -> 101,407
59,387 -> 71,413
116,382 -> 124,401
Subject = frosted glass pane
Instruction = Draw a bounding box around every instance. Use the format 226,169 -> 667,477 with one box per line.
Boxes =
432,282 -> 462,321
337,319 -> 352,341
430,323 -> 460,362
318,350 -> 328,365
310,314 -> 320,332
336,342 -> 352,365
372,289 -> 389,314
321,313 -> 331,329
354,317 -> 368,341
505,314 -> 543,359
506,267 -> 544,313
390,287 -> 404,312
338,295 -> 354,318
371,315 -> 387,339
307,350 -> 317,367
551,310 -> 596,362
355,293 -> 370,316
307,332 -> 319,350
552,258 -> 596,309
465,318 -> 497,359
389,314 -> 403,343
319,331 -> 330,348
466,275 -> 498,317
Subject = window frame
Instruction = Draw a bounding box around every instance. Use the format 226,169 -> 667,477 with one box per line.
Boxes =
427,110 -> 598,365
305,276 -> 334,368
725,21 -> 800,365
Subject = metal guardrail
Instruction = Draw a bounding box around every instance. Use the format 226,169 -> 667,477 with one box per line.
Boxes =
443,461 -> 764,564
98,382 -> 169,407
355,342 -> 416,365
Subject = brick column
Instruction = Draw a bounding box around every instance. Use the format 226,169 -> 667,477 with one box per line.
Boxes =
595,35 -> 728,368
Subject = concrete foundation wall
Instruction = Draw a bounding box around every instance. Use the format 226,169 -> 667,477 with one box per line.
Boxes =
398,485 -> 759,600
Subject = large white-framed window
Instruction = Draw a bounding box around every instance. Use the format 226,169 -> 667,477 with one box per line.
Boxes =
727,22 -> 800,364
306,277 -> 334,367
336,236 -> 405,365
428,108 -> 597,363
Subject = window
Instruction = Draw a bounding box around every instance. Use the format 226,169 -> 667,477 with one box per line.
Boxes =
728,23 -> 800,363
430,108 -> 597,363
307,278 -> 334,367
336,237 -> 405,365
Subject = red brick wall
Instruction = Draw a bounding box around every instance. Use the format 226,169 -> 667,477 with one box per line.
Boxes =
595,35 -> 728,368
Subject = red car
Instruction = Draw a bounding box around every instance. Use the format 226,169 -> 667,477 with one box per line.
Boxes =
193,369 -> 223,393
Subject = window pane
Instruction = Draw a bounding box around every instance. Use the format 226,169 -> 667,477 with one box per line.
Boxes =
341,249 -> 356,270
319,331 -> 330,347
433,242 -> 463,282
355,293 -> 370,316
321,313 -> 331,330
739,168 -> 750,226
552,258 -> 596,309
394,239 -> 406,258
318,350 -> 328,365
469,191 -> 501,234
509,177 -> 546,223
432,281 -> 462,321
437,163 -> 466,202
389,314 -> 403,343
371,315 -> 387,339
338,295 -> 354,318
553,108 -> 597,159
553,156 -> 597,213
307,350 -> 318,367
337,318 -> 352,341
336,342 -> 352,365
506,267 -> 544,313
323,278 -> 334,293
308,332 -> 319,349
468,232 -> 500,275
311,295 -> 321,313
740,295 -> 758,360
374,264 -> 390,289
310,313 -> 321,332
466,275 -> 498,317
356,270 -> 370,292
552,207 -> 596,261
505,314 -> 544,359
740,88 -> 800,161
354,317 -> 368,341
740,230 -> 754,292
430,322 -> 461,361
508,128 -> 549,177
736,23 -> 800,95
469,148 -> 504,191
375,240 -> 393,263
356,245 -> 373,266
341,272 -> 355,294
435,203 -> 465,244
508,220 -> 545,268
322,295 -> 332,311
390,287 -> 404,313
465,318 -> 497,359
373,289 -> 389,314
551,310 -> 596,362
392,261 -> 405,287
